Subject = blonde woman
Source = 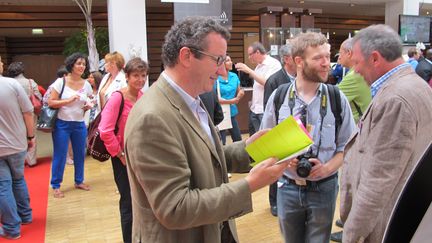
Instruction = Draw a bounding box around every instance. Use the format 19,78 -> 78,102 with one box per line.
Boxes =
96,52 -> 127,113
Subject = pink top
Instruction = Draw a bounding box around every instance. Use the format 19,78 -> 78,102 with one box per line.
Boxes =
99,91 -> 143,157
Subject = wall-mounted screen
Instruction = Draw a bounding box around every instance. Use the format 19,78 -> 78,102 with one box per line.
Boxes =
399,15 -> 431,43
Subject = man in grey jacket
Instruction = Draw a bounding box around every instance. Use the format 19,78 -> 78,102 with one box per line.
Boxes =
341,24 -> 432,243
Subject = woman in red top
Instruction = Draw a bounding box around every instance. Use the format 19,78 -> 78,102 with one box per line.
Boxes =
99,58 -> 148,243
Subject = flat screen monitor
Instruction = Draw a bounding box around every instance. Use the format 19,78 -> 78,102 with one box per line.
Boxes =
399,15 -> 431,44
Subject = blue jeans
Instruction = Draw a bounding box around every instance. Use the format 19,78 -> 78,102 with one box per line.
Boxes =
277,175 -> 338,243
0,151 -> 32,237
51,119 -> 87,189
248,111 -> 263,136
220,116 -> 242,145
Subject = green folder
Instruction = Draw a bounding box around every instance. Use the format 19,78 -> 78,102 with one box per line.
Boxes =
246,116 -> 314,166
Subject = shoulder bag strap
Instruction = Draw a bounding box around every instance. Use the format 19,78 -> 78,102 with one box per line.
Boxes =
114,91 -> 125,134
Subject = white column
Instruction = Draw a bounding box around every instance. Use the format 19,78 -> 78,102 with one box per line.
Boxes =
385,0 -> 420,31
107,0 -> 148,62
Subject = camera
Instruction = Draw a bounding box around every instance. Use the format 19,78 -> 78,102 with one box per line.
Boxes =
296,152 -> 315,178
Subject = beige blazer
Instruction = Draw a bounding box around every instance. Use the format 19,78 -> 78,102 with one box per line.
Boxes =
124,75 -> 253,243
340,66 -> 432,243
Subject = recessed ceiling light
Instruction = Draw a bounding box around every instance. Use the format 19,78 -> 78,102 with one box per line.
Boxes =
427,11 -> 430,15
32,29 -> 43,35
298,0 -> 305,4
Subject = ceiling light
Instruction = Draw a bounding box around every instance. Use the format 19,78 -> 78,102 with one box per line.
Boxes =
427,11 -> 430,15
32,29 -> 43,35
298,0 -> 305,3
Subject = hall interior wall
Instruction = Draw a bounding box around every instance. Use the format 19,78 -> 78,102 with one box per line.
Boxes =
0,5 -> 383,87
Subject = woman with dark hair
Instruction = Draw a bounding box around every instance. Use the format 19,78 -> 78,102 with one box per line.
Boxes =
86,71 -> 103,126
99,58 -> 148,243
47,52 -> 93,198
6,61 -> 42,167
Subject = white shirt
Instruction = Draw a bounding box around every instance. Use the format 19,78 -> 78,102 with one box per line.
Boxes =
250,55 -> 282,114
52,78 -> 93,122
162,72 -> 214,146
96,71 -> 127,113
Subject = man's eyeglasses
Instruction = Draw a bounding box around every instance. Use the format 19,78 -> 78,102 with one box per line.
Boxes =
190,48 -> 226,66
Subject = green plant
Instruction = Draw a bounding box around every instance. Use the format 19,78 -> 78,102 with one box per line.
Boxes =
63,27 -> 109,57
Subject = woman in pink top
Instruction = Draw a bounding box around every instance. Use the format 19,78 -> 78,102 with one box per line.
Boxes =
99,58 -> 148,243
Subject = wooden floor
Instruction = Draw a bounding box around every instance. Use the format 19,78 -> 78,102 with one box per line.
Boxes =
37,131 -> 341,243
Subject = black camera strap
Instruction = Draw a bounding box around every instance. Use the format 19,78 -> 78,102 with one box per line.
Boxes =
288,83 -> 328,158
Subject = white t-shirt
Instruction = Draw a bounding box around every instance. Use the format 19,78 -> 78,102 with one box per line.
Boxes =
52,78 -> 93,122
250,55 -> 282,114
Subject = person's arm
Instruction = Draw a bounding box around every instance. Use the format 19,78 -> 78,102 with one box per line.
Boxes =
23,111 -> 35,149
235,62 -> 267,86
218,74 -> 244,105
125,113 -> 287,230
343,99 -> 416,242
99,92 -> 123,159
47,80 -> 79,108
30,79 -> 43,100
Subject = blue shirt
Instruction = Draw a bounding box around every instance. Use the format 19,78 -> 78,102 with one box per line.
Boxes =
215,71 -> 241,117
371,63 -> 411,98
260,82 -> 356,181
407,58 -> 418,70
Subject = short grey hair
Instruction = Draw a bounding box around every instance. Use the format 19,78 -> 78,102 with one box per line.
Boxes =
250,42 -> 266,54
161,16 -> 231,68
341,38 -> 354,52
279,44 -> 293,65
352,24 -> 402,62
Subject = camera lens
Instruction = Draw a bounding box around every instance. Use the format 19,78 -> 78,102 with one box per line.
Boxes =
296,157 -> 312,178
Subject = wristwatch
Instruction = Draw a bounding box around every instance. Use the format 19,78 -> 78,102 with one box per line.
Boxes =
27,135 -> 35,140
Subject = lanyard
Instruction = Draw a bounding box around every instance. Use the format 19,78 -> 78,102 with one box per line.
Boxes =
287,84 -> 327,157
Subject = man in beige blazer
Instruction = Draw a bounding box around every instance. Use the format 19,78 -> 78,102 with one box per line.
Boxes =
124,17 -> 287,243
340,24 -> 432,243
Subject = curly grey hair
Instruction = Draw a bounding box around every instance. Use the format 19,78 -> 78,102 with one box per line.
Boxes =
161,16 -> 230,68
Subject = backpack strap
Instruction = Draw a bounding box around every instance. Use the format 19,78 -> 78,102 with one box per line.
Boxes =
326,84 -> 342,142
273,83 -> 291,124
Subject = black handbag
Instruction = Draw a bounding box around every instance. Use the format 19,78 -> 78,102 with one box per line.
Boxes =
36,78 -> 65,132
87,91 -> 124,162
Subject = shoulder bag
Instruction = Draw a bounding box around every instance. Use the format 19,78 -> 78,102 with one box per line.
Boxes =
28,79 -> 42,115
36,78 -> 65,132
87,91 -> 124,162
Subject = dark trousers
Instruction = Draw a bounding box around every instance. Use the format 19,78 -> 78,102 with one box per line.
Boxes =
248,111 -> 263,136
269,182 -> 277,207
111,156 -> 132,243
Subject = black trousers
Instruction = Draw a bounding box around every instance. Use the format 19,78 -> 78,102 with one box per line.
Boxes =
269,182 -> 277,207
112,156 -> 132,243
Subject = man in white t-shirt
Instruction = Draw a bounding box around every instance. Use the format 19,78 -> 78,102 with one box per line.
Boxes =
0,55 -> 34,240
235,42 -> 281,136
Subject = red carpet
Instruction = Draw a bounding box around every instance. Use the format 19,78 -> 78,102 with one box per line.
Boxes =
16,157 -> 51,243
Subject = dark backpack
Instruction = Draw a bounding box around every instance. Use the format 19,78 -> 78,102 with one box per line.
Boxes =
273,83 -> 342,139
87,91 -> 124,162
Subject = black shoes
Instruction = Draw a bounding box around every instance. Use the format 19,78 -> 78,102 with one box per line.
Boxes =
336,219 -> 344,228
270,206 -> 277,217
330,231 -> 342,242
331,218 -> 343,242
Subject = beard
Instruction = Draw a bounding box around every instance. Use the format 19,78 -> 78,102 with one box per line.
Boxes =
302,60 -> 329,83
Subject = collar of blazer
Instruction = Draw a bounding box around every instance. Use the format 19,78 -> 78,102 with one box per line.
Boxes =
155,76 -> 225,167
346,65 -> 414,146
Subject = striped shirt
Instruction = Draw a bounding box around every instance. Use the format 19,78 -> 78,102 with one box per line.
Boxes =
371,63 -> 410,98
